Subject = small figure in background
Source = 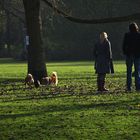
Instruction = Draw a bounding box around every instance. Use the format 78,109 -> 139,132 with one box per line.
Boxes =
122,22 -> 140,91
94,32 -> 114,92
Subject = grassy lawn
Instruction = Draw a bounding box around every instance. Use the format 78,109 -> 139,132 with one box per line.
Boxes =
0,58 -> 140,140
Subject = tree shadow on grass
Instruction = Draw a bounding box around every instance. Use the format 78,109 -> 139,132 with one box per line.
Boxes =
0,78 -> 23,83
0,78 -> 24,90
0,112 -> 39,120
0,93 -> 74,103
0,99 -> 139,121
0,88 -> 138,103
33,100 -> 140,114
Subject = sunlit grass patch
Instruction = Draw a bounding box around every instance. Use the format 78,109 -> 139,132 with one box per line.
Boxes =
0,60 -> 139,140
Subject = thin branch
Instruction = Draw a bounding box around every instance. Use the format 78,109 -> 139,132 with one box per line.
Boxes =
0,0 -> 25,23
42,0 -> 140,24
12,7 -> 24,15
4,6 -> 25,23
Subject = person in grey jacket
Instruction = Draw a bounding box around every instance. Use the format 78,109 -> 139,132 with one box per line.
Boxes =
93,32 -> 113,92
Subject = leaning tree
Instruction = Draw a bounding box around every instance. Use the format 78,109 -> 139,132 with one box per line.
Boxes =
22,0 -> 140,87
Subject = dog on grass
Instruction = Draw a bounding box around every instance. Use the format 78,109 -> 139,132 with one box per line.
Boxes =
25,73 -> 34,87
41,72 -> 58,86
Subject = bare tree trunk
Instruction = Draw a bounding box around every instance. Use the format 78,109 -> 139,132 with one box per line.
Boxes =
23,0 -> 47,87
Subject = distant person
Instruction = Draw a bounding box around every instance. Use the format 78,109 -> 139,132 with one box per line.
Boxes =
93,32 -> 114,92
122,22 -> 140,91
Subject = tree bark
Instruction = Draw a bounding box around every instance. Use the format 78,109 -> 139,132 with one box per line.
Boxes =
23,0 -> 47,87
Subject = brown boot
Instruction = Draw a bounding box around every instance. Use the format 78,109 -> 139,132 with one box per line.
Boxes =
101,80 -> 109,92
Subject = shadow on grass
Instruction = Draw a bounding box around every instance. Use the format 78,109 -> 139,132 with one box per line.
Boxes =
32,100 -> 140,114
0,73 -> 126,83
0,93 -> 74,103
0,88 -> 137,103
0,78 -> 24,82
0,99 -> 139,121
0,113 -> 38,120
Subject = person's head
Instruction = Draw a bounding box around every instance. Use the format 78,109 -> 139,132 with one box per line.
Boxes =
129,22 -> 139,33
100,32 -> 108,42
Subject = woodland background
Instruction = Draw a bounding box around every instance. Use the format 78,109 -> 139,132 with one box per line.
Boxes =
0,0 -> 140,60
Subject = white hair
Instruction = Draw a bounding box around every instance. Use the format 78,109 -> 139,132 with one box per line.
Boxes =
100,32 -> 108,39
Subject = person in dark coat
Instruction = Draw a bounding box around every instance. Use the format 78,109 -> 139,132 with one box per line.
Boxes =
93,32 -> 113,92
122,22 -> 140,91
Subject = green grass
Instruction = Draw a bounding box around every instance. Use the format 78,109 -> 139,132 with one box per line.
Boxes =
0,59 -> 140,140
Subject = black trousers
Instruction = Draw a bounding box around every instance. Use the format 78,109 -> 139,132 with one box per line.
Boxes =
97,73 -> 106,81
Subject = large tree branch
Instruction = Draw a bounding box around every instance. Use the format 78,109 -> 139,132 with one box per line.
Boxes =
42,0 -> 140,24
